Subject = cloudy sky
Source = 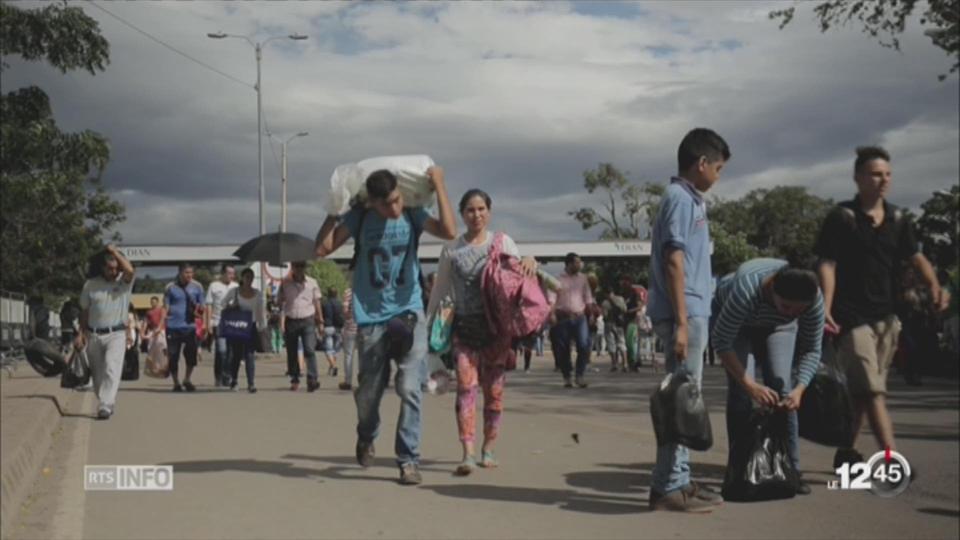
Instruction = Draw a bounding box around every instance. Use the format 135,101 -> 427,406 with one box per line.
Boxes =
4,0 -> 958,246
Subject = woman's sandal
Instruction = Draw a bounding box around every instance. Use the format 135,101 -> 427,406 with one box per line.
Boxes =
479,451 -> 499,468
454,456 -> 476,476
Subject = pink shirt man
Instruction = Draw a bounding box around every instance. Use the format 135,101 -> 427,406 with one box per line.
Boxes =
279,275 -> 322,319
554,272 -> 594,316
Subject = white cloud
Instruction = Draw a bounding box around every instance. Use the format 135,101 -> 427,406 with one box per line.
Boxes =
1,0 -> 956,247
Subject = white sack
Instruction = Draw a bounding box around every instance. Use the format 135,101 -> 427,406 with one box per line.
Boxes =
326,154 -> 436,215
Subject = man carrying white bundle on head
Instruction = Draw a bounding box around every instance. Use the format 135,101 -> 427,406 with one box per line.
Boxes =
316,155 -> 457,486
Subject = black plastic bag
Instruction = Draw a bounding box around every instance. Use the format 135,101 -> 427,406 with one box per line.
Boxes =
24,339 -> 66,378
722,409 -> 800,502
60,347 -> 91,389
649,367 -> 713,451
122,346 -> 140,381
798,369 -> 854,447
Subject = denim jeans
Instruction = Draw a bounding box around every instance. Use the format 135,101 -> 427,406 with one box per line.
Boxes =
724,322 -> 801,470
342,330 -> 357,385
284,318 -> 318,382
214,334 -> 231,384
651,317 -> 708,494
323,326 -> 341,354
354,311 -> 427,466
230,338 -> 256,388
166,327 -> 198,380
553,315 -> 590,378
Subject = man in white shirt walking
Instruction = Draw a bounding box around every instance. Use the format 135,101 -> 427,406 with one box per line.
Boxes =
205,264 -> 238,387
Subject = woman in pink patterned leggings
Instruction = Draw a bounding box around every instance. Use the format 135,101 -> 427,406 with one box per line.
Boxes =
427,189 -> 537,476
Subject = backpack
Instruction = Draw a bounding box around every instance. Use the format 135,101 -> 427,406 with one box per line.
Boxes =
480,232 -> 551,339
348,207 -> 423,287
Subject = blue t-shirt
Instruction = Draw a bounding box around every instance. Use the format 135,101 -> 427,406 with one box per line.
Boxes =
648,177 -> 712,322
164,280 -> 205,330
343,206 -> 430,325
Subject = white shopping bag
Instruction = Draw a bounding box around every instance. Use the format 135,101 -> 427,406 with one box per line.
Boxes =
326,154 -> 436,215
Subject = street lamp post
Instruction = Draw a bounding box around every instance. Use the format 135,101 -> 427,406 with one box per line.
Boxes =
207,31 -> 308,297
269,132 -> 310,233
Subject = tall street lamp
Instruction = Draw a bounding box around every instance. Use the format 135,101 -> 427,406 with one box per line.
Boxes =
207,31 -> 308,296
269,131 -> 310,233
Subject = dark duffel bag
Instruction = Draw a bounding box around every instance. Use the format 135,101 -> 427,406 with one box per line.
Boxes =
24,338 -> 66,377
798,370 -> 854,447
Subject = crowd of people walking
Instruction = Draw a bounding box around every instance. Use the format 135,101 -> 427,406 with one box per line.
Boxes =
68,128 -> 952,511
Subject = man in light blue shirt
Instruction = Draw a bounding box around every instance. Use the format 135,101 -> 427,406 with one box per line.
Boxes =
77,245 -> 136,420
163,263 -> 205,393
647,128 -> 730,513
316,166 -> 457,485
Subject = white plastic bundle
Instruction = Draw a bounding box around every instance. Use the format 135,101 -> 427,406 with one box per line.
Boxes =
326,154 -> 437,215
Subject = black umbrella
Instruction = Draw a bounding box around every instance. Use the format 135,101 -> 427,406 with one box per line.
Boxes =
233,232 -> 316,266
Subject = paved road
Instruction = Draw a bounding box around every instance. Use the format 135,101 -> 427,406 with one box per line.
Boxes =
9,353 -> 959,540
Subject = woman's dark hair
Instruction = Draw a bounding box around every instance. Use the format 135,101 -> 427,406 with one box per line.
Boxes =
240,268 -> 255,281
772,266 -> 820,303
366,170 -> 398,200
459,189 -> 492,213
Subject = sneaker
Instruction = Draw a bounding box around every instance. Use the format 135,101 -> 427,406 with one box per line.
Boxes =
290,381 -> 300,391
172,383 -> 183,393
338,382 -> 352,391
399,463 -> 422,485
307,378 -> 320,392
229,382 -> 239,392
563,377 -> 573,388
96,406 -> 113,420
575,376 -> 588,388
183,381 -> 196,392
248,386 -> 258,394
649,489 -> 714,513
682,481 -> 723,505
356,440 -> 375,468
796,479 -> 812,495
833,448 -> 865,470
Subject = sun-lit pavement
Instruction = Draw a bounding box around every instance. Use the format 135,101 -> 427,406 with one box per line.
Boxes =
8,352 -> 959,540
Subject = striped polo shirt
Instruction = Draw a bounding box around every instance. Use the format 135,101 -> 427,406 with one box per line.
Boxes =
80,276 -> 135,330
711,258 -> 824,387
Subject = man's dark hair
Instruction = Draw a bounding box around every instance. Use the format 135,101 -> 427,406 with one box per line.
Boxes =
564,252 -> 580,266
220,263 -> 234,273
87,248 -> 114,278
772,266 -> 820,303
459,189 -> 493,213
677,128 -> 731,172
178,262 -> 193,273
366,170 -> 398,201
854,146 -> 891,174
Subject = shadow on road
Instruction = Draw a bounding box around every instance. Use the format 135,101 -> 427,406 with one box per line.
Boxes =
7,394 -> 97,419
916,507 -> 960,518
420,484 -> 649,515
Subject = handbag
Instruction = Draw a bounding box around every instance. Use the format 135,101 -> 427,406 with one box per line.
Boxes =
219,289 -> 255,343
649,367 -> 713,451
61,347 -> 91,389
122,346 -> 140,381
429,297 -> 455,354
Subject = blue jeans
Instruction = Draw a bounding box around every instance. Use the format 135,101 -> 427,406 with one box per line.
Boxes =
230,338 -> 256,388
214,334 -> 231,383
651,317 -> 708,494
284,318 -> 318,382
354,311 -> 427,466
724,322 -> 801,471
553,315 -> 590,378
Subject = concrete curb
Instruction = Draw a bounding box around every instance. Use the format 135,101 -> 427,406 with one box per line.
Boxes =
0,367 -> 88,540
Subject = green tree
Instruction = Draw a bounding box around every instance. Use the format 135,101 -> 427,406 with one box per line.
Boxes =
0,2 -> 121,299
709,187 -> 833,269
569,163 -> 665,240
306,260 -> 350,297
771,0 -> 959,80
916,185 -> 960,269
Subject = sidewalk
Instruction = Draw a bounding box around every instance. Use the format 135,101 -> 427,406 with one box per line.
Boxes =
4,353 -> 958,540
